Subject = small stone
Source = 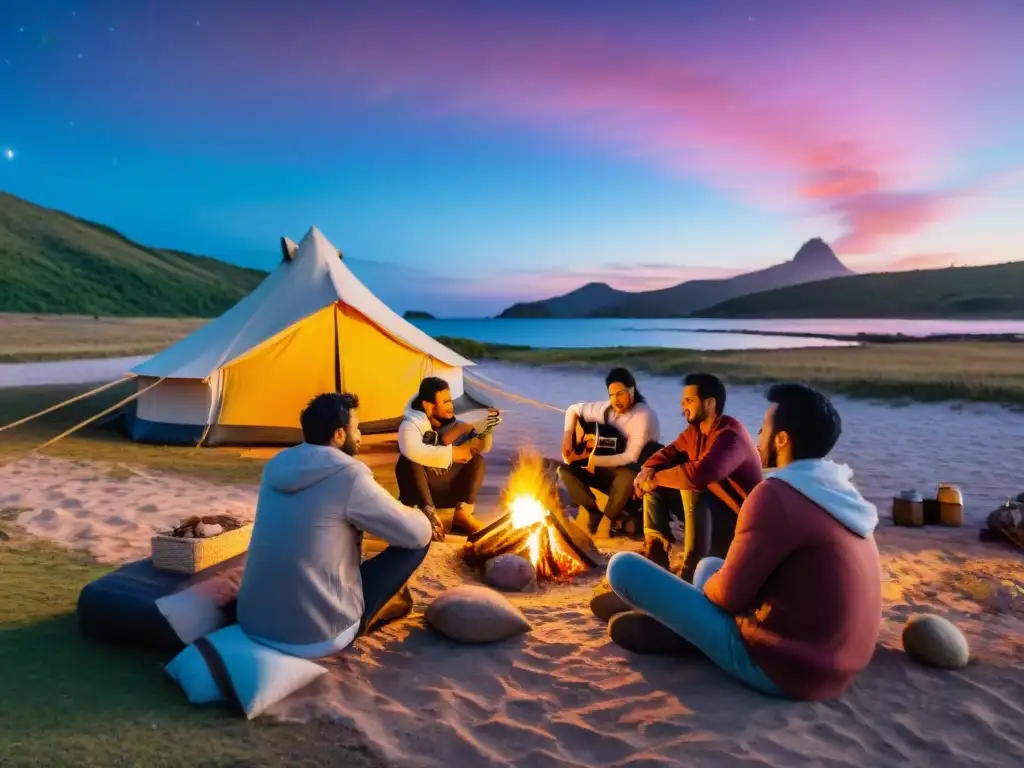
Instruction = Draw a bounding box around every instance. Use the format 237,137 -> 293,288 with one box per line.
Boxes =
195,523 -> 223,538
484,554 -> 536,591
0,530 -> 9,541
902,614 -> 970,670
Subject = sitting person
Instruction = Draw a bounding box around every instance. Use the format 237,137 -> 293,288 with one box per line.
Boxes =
603,382 -> 882,701
396,376 -> 500,537
237,392 -> 435,659
634,373 -> 761,580
557,368 -> 661,537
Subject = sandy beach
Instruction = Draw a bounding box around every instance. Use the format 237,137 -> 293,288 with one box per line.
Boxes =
3,362 -> 1024,766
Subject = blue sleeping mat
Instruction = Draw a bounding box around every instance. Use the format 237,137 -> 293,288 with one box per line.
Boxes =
77,555 -> 247,652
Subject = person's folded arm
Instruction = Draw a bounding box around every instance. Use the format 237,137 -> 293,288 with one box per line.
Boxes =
345,469 -> 432,549
702,482 -> 795,614
676,430 -> 746,490
643,438 -> 684,472
398,420 -> 452,469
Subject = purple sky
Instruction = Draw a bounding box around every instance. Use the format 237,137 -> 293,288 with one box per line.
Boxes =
2,0 -> 1022,316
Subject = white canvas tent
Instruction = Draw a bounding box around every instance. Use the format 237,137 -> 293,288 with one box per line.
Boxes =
127,226 -> 489,446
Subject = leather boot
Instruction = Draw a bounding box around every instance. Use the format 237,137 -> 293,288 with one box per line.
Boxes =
608,611 -> 696,656
641,533 -> 671,571
362,585 -> 414,635
452,502 -> 484,535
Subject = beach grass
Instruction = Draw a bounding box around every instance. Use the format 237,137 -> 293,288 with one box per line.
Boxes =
441,337 -> 1024,407
0,522 -> 388,768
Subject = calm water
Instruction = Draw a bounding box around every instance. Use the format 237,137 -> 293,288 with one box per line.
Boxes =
412,317 -> 1024,350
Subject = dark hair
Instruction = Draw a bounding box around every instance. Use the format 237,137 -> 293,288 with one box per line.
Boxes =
683,372 -> 726,414
605,367 -> 645,403
412,376 -> 451,412
765,382 -> 841,460
300,392 -> 359,445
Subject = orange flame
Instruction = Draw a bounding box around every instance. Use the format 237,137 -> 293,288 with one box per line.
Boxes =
503,448 -> 585,577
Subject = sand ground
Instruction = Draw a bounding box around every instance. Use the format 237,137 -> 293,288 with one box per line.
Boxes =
3,363 -> 1024,767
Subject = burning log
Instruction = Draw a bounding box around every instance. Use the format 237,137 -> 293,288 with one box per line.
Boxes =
463,449 -> 606,581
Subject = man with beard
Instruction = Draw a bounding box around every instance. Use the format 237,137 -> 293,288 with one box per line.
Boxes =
396,377 -> 501,537
238,392 -> 434,658
601,383 -> 882,702
633,373 -> 761,581
557,367 -> 662,537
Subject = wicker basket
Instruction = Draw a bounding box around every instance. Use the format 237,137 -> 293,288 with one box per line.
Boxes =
151,523 -> 253,574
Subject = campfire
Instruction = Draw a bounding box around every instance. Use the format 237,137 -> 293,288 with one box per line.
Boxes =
463,450 -> 605,580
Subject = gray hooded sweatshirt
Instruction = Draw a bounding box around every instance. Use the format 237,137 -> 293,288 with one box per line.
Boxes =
237,443 -> 432,653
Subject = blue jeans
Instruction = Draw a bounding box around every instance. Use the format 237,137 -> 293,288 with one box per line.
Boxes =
607,551 -> 783,696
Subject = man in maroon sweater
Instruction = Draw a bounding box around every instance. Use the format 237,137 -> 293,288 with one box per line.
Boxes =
603,382 -> 882,701
634,373 -> 762,581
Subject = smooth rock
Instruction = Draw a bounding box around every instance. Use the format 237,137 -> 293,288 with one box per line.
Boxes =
902,614 -> 970,670
484,554 -> 536,591
425,585 -> 531,643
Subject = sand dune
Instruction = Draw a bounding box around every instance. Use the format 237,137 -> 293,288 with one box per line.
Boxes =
3,363 -> 1024,766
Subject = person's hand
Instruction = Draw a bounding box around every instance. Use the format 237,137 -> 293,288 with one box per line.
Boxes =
583,449 -> 598,474
560,430 -> 576,464
484,409 -> 502,431
634,467 -> 656,495
452,444 -> 474,464
420,506 -> 446,542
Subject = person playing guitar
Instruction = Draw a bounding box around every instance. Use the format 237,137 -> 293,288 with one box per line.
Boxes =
558,368 -> 662,537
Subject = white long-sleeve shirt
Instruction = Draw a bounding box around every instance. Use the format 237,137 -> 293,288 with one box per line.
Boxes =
563,400 -> 661,468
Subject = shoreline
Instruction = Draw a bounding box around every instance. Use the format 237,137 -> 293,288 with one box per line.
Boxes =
441,337 -> 1024,408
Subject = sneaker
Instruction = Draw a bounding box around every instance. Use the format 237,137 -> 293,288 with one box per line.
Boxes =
608,611 -> 696,656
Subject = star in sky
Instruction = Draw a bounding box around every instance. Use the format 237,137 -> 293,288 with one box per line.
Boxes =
3,148 -> 15,161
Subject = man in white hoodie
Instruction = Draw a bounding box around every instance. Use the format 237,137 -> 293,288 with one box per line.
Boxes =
396,376 -> 498,536
237,392 -> 434,659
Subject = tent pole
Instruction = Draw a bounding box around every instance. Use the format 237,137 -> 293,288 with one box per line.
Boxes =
0,376 -> 134,435
333,305 -> 341,393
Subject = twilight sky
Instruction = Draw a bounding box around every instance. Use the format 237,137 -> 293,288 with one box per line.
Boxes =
2,0 -> 1022,316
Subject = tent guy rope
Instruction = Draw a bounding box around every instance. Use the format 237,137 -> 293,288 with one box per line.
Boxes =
0,376 -> 133,435
32,377 -> 166,454
465,371 -> 567,415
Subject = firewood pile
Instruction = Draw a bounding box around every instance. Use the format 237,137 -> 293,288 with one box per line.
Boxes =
165,514 -> 247,539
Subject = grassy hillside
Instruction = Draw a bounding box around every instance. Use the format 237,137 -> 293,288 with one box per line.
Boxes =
0,192 -> 267,317
698,261 -> 1024,319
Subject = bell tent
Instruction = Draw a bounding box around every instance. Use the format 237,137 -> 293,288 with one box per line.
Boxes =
126,226 -> 488,446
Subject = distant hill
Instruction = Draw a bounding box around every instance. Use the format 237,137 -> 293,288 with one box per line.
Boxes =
0,191 -> 267,317
500,281 -> 629,318
698,261 -> 1024,319
498,238 -> 853,318
403,310 -> 435,319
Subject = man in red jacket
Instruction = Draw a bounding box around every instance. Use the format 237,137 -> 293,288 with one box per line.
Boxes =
634,373 -> 762,582
602,382 -> 882,701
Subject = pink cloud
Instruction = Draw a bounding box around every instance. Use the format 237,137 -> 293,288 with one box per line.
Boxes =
138,4 -> 1020,268
300,7 -> 1016,258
